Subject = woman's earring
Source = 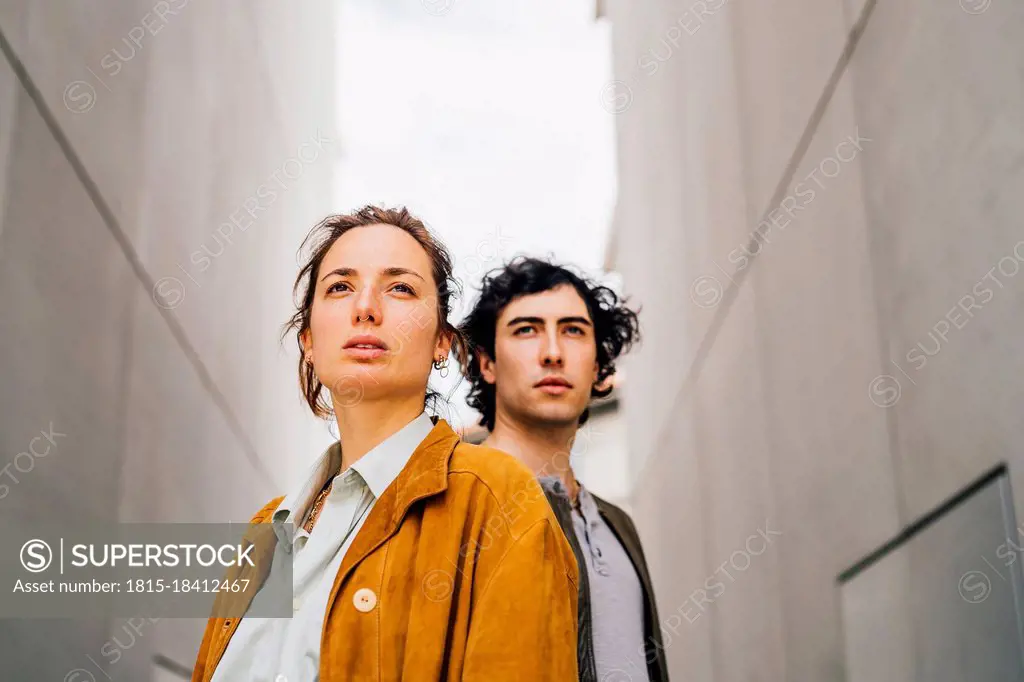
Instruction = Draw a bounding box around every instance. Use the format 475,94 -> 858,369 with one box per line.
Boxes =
433,356 -> 450,378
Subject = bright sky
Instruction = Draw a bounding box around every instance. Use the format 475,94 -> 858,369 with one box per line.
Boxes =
334,0 -> 618,428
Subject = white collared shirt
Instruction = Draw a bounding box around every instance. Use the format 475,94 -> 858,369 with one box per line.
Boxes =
211,411 -> 435,682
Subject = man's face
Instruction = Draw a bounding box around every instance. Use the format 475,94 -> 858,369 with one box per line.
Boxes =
480,284 -> 599,428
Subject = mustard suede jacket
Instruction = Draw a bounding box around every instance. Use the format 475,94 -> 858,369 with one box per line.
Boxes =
191,418 -> 579,682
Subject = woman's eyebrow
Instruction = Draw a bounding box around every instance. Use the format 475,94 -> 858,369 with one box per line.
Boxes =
320,266 -> 426,282
320,266 -> 356,282
381,266 -> 425,282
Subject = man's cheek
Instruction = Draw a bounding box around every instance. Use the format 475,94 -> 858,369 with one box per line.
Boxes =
576,385 -> 592,410
570,355 -> 599,391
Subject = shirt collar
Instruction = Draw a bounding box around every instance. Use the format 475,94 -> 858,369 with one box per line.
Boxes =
349,410 -> 434,498
272,410 -> 434,526
575,482 -> 601,528
273,440 -> 342,528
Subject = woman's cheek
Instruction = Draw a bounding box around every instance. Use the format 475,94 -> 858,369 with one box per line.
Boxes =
392,300 -> 435,352
314,301 -> 349,338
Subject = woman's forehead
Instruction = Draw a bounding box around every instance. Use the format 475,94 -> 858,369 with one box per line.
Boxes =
323,224 -> 433,277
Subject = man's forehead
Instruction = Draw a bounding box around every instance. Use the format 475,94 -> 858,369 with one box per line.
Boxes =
498,285 -> 591,322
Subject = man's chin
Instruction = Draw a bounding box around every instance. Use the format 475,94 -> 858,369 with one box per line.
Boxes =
522,404 -> 584,429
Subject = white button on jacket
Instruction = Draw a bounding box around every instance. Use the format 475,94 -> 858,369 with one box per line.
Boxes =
353,587 -> 377,612
211,412 -> 435,682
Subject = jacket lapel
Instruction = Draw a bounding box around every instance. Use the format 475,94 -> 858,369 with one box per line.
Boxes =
321,418 -> 461,621
206,419 -> 461,681
203,511 -> 283,680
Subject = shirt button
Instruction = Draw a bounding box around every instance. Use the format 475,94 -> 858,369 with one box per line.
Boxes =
353,587 -> 377,612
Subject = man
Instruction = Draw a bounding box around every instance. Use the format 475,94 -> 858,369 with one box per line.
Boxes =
459,257 -> 669,682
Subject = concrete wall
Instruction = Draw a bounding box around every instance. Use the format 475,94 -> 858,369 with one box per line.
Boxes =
0,1 -> 335,678
605,0 -> 1024,679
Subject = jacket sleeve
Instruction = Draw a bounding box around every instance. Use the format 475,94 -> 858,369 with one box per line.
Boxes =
191,496 -> 285,682
462,519 -> 579,681
190,615 -> 219,682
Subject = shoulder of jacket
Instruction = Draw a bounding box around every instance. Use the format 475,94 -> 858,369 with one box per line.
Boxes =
446,442 -> 553,529
447,441 -> 538,488
249,495 -> 286,524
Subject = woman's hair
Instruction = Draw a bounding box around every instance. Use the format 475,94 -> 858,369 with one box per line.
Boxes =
457,256 -> 641,431
281,205 -> 468,419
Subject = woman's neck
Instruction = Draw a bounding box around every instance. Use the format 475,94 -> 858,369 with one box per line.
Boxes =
334,396 -> 425,470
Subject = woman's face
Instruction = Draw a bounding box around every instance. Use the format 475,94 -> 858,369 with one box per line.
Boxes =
301,224 -> 450,409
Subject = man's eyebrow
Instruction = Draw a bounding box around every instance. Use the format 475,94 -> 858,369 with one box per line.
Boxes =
320,266 -> 426,282
504,316 -> 593,327
505,316 -> 544,327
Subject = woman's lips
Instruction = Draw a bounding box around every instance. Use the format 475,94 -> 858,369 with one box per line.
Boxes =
344,344 -> 388,360
343,334 -> 389,360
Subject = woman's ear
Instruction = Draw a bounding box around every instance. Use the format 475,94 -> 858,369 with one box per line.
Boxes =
300,329 -> 313,360
434,330 -> 453,360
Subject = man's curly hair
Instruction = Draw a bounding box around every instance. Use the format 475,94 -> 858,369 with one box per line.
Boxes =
458,256 -> 641,431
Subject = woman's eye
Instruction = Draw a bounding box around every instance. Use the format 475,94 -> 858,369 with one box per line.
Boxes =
565,325 -> 585,336
390,283 -> 415,295
512,326 -> 535,336
326,281 -> 351,294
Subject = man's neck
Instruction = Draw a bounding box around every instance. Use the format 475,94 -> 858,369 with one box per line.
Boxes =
483,412 -> 581,504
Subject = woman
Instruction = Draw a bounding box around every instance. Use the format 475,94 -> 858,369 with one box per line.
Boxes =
191,206 -> 579,681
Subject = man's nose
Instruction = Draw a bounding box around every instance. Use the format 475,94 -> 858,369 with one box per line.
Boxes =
541,332 -> 564,366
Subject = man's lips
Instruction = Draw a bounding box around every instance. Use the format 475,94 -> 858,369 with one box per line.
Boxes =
534,377 -> 573,394
534,377 -> 572,388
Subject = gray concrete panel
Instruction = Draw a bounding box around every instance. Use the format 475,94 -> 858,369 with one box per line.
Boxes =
0,81 -> 133,523
850,0 -> 1024,520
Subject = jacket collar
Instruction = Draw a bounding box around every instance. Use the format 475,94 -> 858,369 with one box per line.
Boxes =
362,415 -> 460,531
257,417 -> 459,546
204,417 -> 462,675
322,416 -> 461,617
350,410 -> 436,499
270,411 -> 435,548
